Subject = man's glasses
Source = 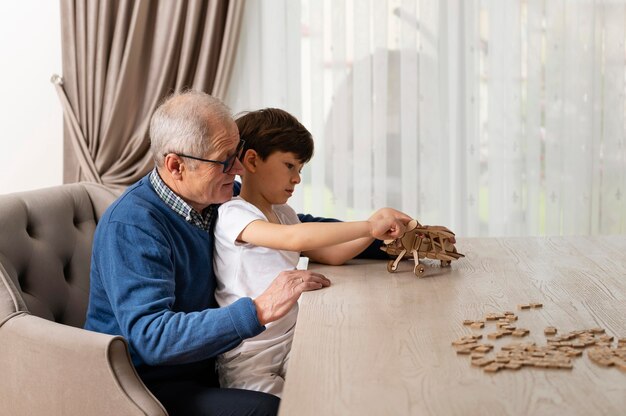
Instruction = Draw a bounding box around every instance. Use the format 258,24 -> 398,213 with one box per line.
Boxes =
172,139 -> 245,174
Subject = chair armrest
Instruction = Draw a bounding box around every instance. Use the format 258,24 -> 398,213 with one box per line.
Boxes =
0,313 -> 167,416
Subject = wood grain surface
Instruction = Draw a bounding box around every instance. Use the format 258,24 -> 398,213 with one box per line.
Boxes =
279,236 -> 626,416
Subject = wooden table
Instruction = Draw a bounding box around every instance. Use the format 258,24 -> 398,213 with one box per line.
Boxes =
279,236 -> 626,415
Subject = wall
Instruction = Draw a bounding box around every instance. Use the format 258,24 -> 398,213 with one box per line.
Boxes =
0,1 -> 63,195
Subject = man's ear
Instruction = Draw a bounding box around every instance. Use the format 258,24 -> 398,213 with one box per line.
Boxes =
163,154 -> 185,179
242,149 -> 259,172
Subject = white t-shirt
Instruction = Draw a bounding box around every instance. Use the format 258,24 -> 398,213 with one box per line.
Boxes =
214,196 -> 301,353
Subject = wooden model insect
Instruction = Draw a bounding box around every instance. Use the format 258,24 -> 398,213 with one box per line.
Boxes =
381,219 -> 464,276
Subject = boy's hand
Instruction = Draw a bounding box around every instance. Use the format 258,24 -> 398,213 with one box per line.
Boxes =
368,208 -> 412,240
253,270 -> 331,326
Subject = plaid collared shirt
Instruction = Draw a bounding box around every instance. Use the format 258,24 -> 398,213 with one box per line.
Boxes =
150,168 -> 216,232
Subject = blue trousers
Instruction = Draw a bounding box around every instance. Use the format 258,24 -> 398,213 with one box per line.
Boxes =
138,358 -> 280,416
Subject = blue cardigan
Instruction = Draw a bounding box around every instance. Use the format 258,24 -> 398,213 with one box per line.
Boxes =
85,175 -> 263,367
85,176 -> 386,368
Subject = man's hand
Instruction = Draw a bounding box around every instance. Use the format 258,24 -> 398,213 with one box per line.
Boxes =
367,208 -> 412,240
253,270 -> 331,326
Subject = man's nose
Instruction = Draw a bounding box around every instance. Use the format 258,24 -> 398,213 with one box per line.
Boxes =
230,157 -> 245,175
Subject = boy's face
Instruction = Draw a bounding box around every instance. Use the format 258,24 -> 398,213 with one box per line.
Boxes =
254,151 -> 304,205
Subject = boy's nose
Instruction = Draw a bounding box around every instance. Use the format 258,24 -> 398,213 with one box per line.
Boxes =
292,172 -> 301,184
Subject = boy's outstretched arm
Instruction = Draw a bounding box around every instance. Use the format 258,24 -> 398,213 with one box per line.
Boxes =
238,208 -> 410,262
237,181 -> 392,260
303,236 -> 375,266
238,220 -> 387,253
298,214 -> 391,260
301,208 -> 413,265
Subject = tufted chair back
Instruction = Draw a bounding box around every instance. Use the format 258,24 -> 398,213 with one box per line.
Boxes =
0,183 -> 168,416
0,183 -> 118,327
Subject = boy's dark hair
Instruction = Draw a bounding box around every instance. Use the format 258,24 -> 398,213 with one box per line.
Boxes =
235,108 -> 314,163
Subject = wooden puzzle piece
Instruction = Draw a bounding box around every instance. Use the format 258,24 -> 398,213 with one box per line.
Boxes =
454,304 -> 626,373
544,326 -> 557,336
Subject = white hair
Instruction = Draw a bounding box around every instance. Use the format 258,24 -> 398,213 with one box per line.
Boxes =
149,90 -> 233,169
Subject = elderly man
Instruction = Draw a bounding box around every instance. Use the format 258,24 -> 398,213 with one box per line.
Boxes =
85,91 -> 407,415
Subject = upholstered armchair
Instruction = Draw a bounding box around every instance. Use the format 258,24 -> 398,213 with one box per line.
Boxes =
0,183 -> 167,415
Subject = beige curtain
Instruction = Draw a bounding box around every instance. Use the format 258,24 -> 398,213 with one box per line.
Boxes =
52,0 -> 244,189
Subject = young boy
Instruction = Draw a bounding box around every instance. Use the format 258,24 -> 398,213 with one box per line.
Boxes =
213,108 -> 410,397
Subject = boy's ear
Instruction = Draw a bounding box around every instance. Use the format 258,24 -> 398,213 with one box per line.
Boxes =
242,149 -> 259,172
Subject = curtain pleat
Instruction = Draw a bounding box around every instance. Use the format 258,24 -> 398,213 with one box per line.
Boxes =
211,0 -> 244,99
52,76 -> 103,184
55,0 -> 243,190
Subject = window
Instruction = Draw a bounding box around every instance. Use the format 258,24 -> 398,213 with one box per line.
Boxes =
226,0 -> 626,236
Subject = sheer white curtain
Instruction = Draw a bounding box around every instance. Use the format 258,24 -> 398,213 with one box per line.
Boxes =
226,0 -> 626,237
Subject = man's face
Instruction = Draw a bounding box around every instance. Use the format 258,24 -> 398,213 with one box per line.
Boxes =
180,121 -> 244,212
